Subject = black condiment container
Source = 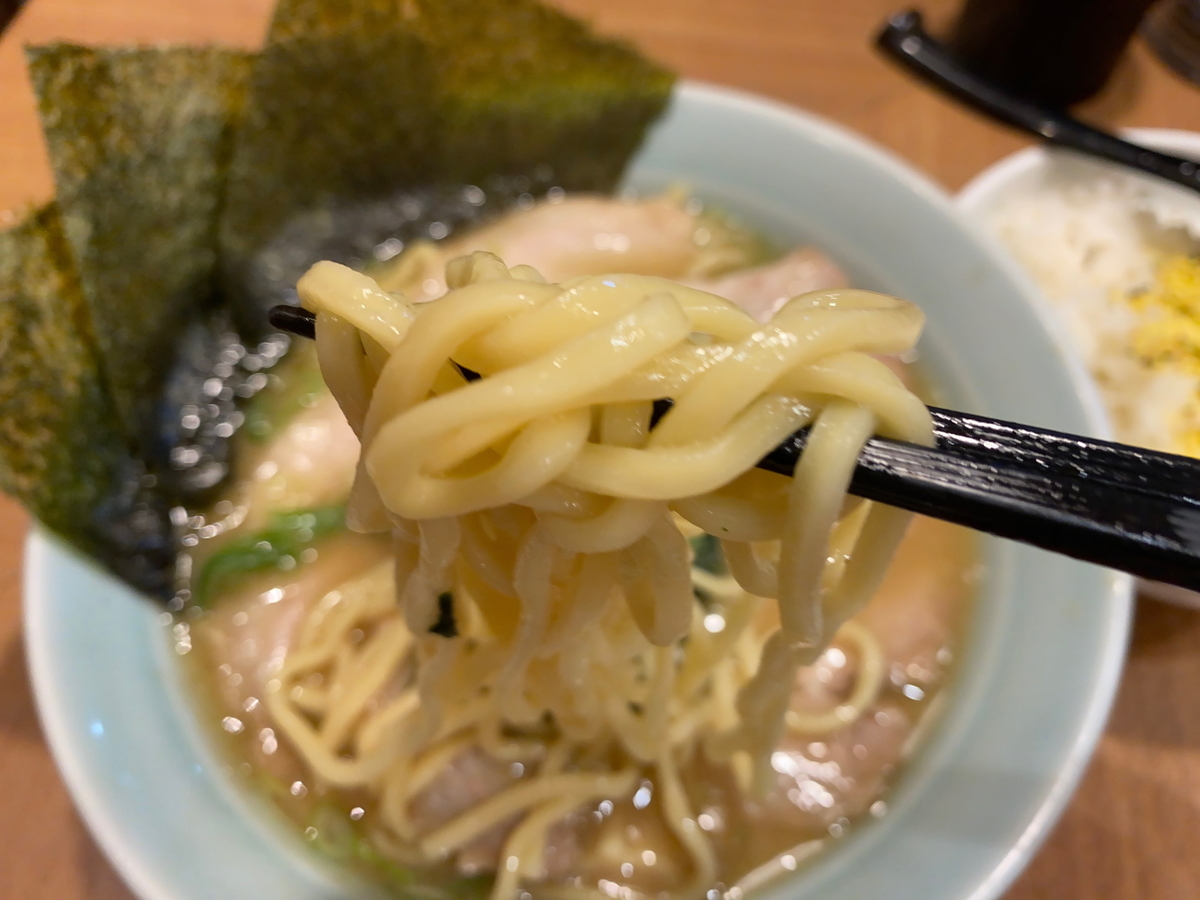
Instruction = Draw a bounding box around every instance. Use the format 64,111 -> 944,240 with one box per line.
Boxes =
948,0 -> 1161,108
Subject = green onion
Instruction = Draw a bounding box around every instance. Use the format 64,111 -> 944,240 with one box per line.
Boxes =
193,504 -> 345,605
306,802 -> 492,897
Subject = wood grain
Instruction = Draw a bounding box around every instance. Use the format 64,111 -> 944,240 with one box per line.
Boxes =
2,0 -> 1199,897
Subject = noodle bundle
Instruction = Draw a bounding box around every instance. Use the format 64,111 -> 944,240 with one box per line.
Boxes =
277,250 -> 932,899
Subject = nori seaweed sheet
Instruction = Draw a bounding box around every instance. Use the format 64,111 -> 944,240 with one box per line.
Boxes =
412,0 -> 675,189
219,0 -> 674,332
27,44 -> 251,448
218,0 -> 441,324
2,0 -> 676,601
262,0 -> 675,189
0,205 -> 174,593
0,204 -> 121,536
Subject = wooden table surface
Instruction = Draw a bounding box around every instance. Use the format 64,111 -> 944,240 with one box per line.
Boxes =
3,0 -> 1200,897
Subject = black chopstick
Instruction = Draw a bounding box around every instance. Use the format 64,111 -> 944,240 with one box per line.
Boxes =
270,304 -> 318,340
269,304 -> 1200,590
927,408 -> 1200,500
875,10 -> 1200,198
782,427 -> 1200,591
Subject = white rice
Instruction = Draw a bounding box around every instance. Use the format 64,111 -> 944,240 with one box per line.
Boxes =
982,158 -> 1200,454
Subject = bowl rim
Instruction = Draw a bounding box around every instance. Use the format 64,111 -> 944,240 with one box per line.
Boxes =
25,534 -> 182,900
22,79 -> 1135,900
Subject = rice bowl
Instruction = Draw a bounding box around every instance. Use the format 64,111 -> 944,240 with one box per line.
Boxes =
958,128 -> 1200,607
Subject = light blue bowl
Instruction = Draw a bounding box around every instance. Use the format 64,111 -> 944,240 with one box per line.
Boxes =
24,82 -> 1132,900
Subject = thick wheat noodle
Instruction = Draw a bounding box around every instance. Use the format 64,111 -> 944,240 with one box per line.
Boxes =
264,686 -> 419,787
419,771 -> 640,860
266,249 -> 930,900
379,731 -> 478,841
317,618 -> 412,751
657,746 -> 719,895
785,619 -> 886,734
490,792 -> 609,900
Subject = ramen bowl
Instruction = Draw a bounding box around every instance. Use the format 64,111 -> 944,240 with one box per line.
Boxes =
25,82 -> 1132,900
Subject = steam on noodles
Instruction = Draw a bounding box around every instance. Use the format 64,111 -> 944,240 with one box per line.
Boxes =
266,241 -> 933,899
